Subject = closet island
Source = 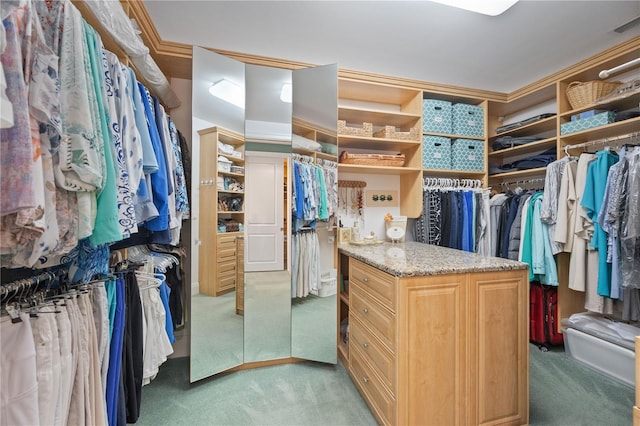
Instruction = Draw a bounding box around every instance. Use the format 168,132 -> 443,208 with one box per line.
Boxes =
338,242 -> 529,426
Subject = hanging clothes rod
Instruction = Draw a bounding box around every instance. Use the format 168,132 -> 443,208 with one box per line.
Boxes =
599,57 -> 640,79
564,131 -> 640,153
292,153 -> 315,163
423,177 -> 483,189
0,270 -> 65,298
500,177 -> 545,189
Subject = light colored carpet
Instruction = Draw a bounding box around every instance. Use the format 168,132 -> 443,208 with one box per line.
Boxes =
191,292 -> 243,381
137,344 -> 635,426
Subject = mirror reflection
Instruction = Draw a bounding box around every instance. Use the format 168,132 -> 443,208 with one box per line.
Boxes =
191,47 -> 338,382
290,64 -> 338,363
191,47 -> 245,382
243,64 -> 293,363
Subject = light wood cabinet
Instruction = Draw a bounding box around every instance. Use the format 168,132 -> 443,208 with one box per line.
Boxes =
236,237 -> 244,315
346,257 -> 529,426
198,126 -> 245,297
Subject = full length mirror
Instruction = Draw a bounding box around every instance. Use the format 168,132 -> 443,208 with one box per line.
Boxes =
243,64 -> 293,363
191,47 -> 245,382
191,47 -> 339,382
290,64 -> 338,363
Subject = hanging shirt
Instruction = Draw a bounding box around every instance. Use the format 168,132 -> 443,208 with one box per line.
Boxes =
84,22 -> 121,246
103,50 -> 138,239
581,150 -> 619,297
139,83 -> 169,234
568,153 -> 596,292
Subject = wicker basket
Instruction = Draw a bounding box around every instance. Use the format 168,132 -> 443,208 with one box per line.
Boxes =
337,120 -> 373,137
373,125 -> 420,141
339,151 -> 405,167
566,80 -> 622,109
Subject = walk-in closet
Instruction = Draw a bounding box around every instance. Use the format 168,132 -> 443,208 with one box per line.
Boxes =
1,1 -> 639,425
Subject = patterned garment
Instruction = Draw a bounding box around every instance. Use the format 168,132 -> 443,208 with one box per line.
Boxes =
103,49 -> 137,239
57,2 -> 104,193
83,21 -> 120,246
167,117 -> 189,217
1,3 -> 37,215
428,190 -> 442,245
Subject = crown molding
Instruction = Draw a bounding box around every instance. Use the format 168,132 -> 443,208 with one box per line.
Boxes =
125,1 -> 639,105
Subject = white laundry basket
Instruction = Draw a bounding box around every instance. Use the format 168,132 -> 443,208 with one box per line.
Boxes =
317,269 -> 337,297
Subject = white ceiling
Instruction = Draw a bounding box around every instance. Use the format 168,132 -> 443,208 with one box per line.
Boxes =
143,0 -> 640,93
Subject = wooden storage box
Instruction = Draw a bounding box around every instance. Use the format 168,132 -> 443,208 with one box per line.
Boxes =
373,125 -> 420,141
338,120 -> 373,137
339,151 -> 405,167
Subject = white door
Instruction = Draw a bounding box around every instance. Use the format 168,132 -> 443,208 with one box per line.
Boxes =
244,153 -> 285,272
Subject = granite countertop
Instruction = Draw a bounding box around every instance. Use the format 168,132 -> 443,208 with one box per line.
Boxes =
338,241 -> 528,277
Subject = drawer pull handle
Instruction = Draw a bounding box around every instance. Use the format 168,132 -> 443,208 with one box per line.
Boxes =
362,376 -> 369,383
363,277 -> 369,283
362,308 -> 369,314
362,342 -> 369,349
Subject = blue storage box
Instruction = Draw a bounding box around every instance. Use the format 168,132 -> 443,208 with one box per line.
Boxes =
452,103 -> 484,137
452,139 -> 484,171
423,99 -> 452,134
560,111 -> 616,135
423,136 -> 452,169
570,109 -> 608,121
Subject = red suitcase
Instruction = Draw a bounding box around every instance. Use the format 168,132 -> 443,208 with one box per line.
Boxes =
530,282 -> 563,350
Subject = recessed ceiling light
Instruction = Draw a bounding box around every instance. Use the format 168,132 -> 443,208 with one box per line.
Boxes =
429,0 -> 519,16
209,78 -> 244,108
280,83 -> 292,103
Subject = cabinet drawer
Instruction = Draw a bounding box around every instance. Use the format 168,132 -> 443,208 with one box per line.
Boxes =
218,273 -> 236,291
351,347 -> 396,426
218,246 -> 236,262
218,234 -> 237,245
351,286 -> 396,352
350,316 -> 396,393
217,260 -> 236,275
350,259 -> 396,311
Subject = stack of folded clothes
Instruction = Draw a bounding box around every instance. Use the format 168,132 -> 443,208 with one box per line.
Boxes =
489,147 -> 557,174
492,136 -> 544,151
495,113 -> 555,134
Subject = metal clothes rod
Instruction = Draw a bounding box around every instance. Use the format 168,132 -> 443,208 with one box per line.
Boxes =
500,177 -> 545,188
599,57 -> 640,79
564,132 -> 640,151
423,177 -> 483,190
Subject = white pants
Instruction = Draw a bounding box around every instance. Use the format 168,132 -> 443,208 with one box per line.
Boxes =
30,306 -> 61,426
1,313 -> 40,426
54,302 -> 73,426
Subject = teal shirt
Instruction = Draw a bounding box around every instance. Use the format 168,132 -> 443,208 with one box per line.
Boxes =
581,150 -> 619,297
84,22 -> 122,246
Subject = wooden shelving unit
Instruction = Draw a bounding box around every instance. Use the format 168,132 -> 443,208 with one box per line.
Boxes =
198,126 -> 245,297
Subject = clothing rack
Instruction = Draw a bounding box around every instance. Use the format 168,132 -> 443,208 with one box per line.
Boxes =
500,177 -> 546,191
423,177 -> 483,190
292,153 -> 315,163
0,271 -> 63,298
316,158 -> 337,168
563,131 -> 640,154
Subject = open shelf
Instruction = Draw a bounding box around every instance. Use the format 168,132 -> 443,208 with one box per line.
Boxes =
422,168 -> 485,178
560,116 -> 640,143
488,137 -> 557,161
488,166 -> 548,182
338,107 -> 421,128
338,164 -> 422,175
423,131 -> 484,141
